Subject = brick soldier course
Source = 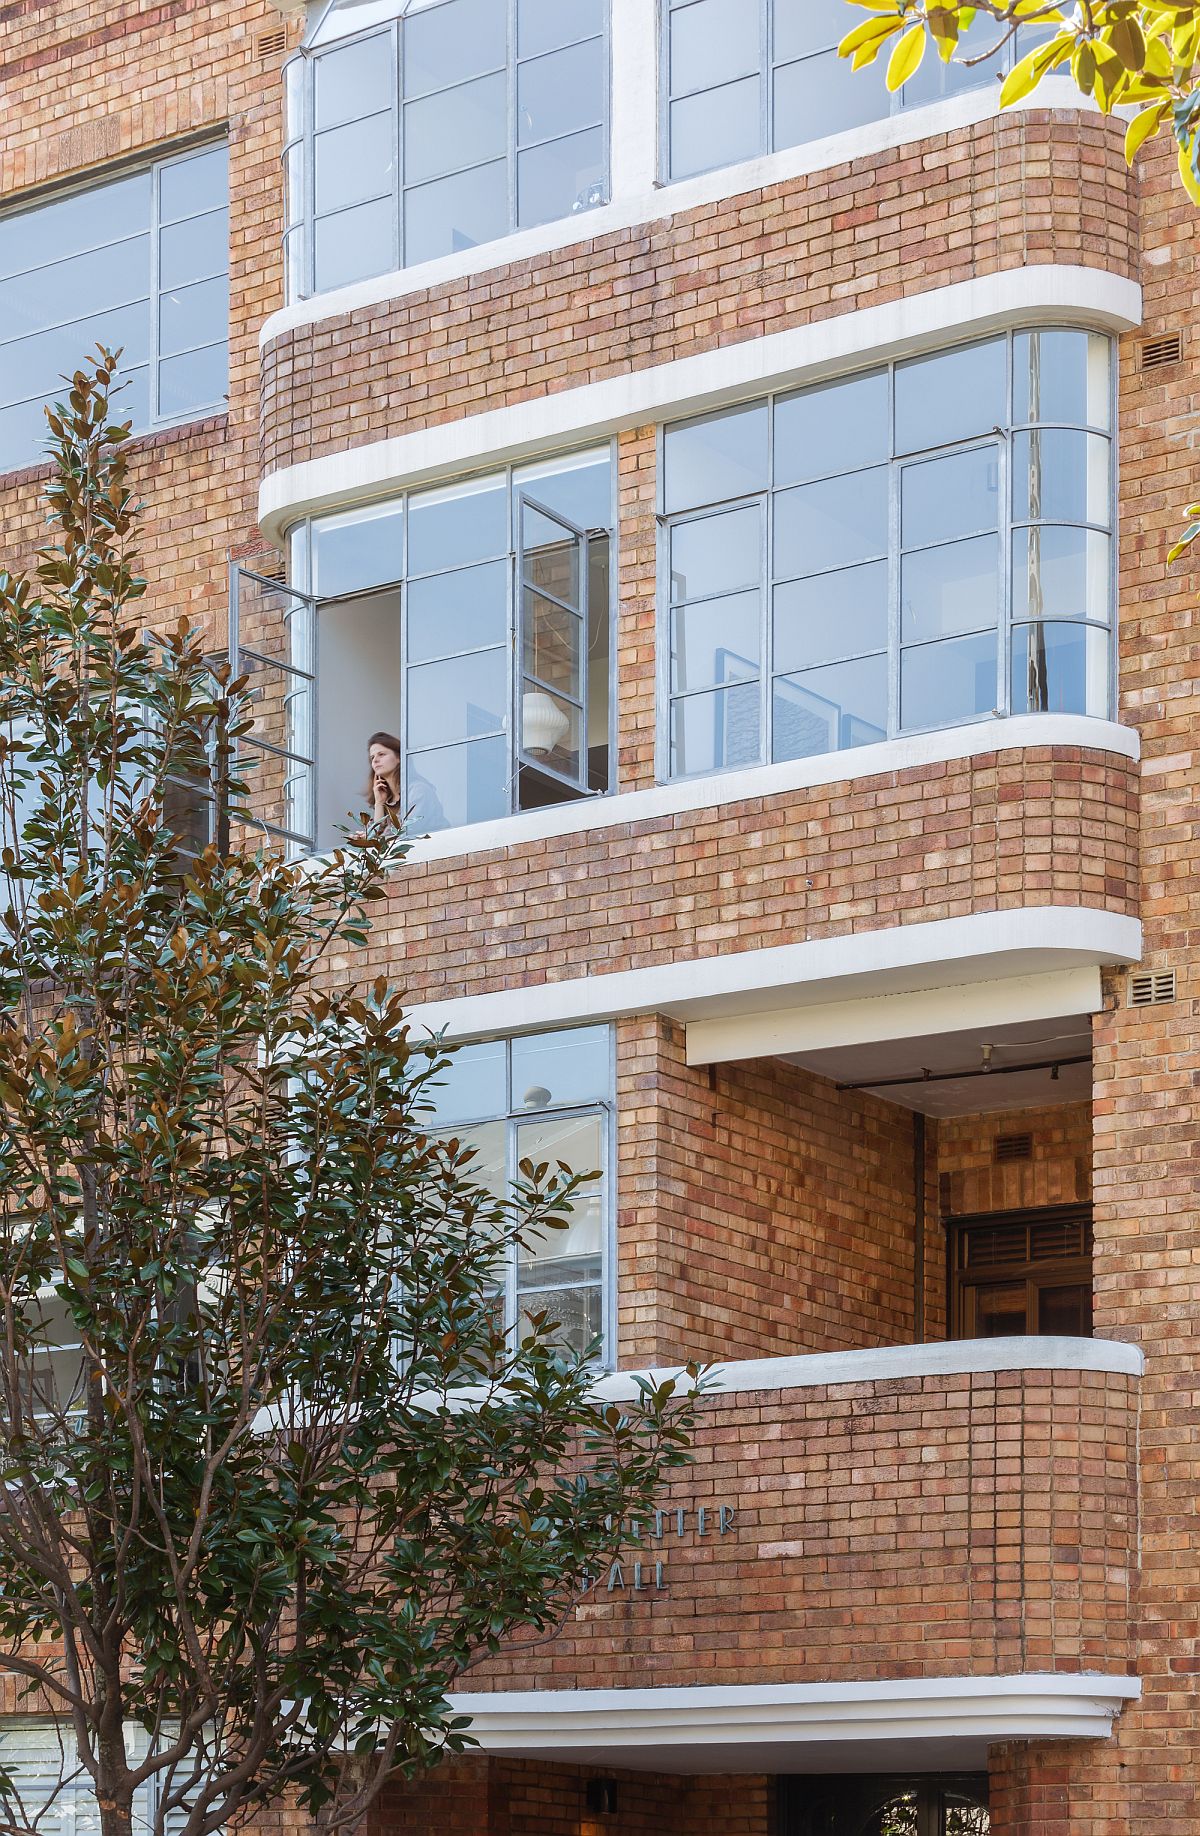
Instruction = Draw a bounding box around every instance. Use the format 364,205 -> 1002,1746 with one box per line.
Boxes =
1,0 -> 1197,1830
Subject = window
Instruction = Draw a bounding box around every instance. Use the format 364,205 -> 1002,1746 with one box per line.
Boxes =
661,328 -> 1113,779
262,446 -> 612,852
662,0 -> 1048,182
0,144 -> 229,474
284,0 -> 609,298
425,1027 -> 613,1363
952,1207 -> 1093,1340
779,1773 -> 989,1836
0,1723 -> 193,1836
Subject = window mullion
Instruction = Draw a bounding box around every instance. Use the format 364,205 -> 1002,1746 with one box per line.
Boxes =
762,402 -> 773,764
761,0 -> 771,156
887,366 -> 902,739
149,157 -> 162,427
393,21 -> 404,273
507,0 -> 519,235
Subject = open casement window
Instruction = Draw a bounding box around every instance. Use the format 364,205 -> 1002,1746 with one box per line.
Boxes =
517,493 -> 589,799
951,1206 -> 1093,1341
228,565 -> 316,856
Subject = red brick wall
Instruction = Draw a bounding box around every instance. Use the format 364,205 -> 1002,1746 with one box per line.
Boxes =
373,1759 -> 772,1836
936,1101 -> 1092,1219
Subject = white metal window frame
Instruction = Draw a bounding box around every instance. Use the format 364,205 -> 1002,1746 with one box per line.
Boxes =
0,140 -> 229,475
654,326 -> 1118,784
0,1721 -> 192,1836
283,0 -> 613,302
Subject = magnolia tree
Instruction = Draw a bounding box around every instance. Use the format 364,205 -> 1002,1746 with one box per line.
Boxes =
0,356 -> 697,1836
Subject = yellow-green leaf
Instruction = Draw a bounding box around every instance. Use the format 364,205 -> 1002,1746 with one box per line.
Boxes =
886,23 -> 927,91
1125,102 -> 1166,164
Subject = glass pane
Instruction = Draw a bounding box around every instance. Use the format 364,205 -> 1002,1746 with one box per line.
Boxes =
898,9 -> 1005,106
408,558 -> 508,662
1011,620 -> 1109,718
902,447 -> 999,549
1038,1282 -> 1092,1337
315,113 -> 395,213
314,33 -> 394,129
409,474 -> 507,574
894,337 -> 1006,454
519,39 -> 604,143
522,506 -> 581,602
901,534 -> 999,643
774,369 -> 889,487
0,397 -> 53,472
512,1026 -> 608,1108
0,300 -> 150,405
773,48 -> 888,148
158,274 -> 227,357
404,73 -> 505,185
521,683 -> 580,775
407,732 -> 508,830
670,0 -> 759,96
0,235 -> 150,338
774,0 -> 852,60
516,1281 -> 602,1359
314,196 -> 396,290
773,561 -> 887,672
517,127 -> 606,227
0,169 -> 150,278
1012,430 -> 1110,527
157,343 -> 227,418
514,451 -> 611,529
974,1282 -> 1029,1337
1014,329 -> 1111,429
452,1117 -> 508,1203
159,145 -> 228,223
516,1113 -> 604,1260
312,499 -> 405,596
524,594 -> 581,697
672,590 -> 761,692
403,0 -> 508,96
160,209 -> 227,288
1012,526 -> 1110,624
664,403 -> 768,513
774,467 -> 887,579
407,647 -> 507,749
773,654 -> 887,760
669,75 -> 760,181
425,1039 -> 507,1124
671,506 -> 760,601
404,159 -> 507,263
671,680 -> 761,775
519,0 -> 603,57
901,629 -> 997,731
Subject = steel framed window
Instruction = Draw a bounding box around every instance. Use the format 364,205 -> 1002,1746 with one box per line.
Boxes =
423,1026 -> 615,1366
0,1723 -> 196,1836
284,0 -> 611,301
658,328 -> 1115,783
660,0 -> 1045,184
0,142 -> 229,475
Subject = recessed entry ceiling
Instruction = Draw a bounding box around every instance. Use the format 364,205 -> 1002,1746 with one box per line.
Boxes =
783,1015 -> 1094,1117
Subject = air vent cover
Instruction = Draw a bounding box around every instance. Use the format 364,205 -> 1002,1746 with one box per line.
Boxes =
1141,333 -> 1183,370
257,27 -> 287,56
994,1132 -> 1032,1164
1129,968 -> 1176,1007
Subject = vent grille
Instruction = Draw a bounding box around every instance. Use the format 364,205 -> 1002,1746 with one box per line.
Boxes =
994,1131 -> 1032,1164
1129,967 -> 1176,1007
245,553 -> 286,584
257,27 -> 287,56
1141,333 -> 1183,370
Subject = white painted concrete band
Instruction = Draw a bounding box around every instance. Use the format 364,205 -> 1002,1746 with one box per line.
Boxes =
401,906 -> 1143,1045
258,264 -> 1143,537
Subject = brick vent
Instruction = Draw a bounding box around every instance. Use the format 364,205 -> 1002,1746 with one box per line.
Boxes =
1140,332 -> 1184,369
1128,967 -> 1177,1006
256,27 -> 287,56
994,1132 -> 1033,1164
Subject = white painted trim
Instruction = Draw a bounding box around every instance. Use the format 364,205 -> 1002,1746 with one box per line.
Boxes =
385,714 -> 1138,868
685,966 -> 1105,1067
449,1672 -> 1141,1759
259,77 -> 1093,348
595,1336 -> 1144,1401
258,265 -> 1142,538
400,906 -> 1143,1044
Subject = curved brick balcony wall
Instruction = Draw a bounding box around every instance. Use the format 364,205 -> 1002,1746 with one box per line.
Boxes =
466,1357 -> 1138,1693
341,743 -> 1138,1007
259,110 -> 1136,476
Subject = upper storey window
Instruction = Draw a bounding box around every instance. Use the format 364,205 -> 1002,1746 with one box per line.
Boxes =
662,0 -> 1040,181
0,144 -> 229,474
662,329 -> 1113,780
286,0 -> 609,298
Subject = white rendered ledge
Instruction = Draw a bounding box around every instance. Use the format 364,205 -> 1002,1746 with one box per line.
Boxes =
401,906 -> 1143,1046
258,263 -> 1142,538
448,1673 -> 1141,1772
595,1335 -> 1144,1404
259,79 -> 1094,348
391,715 -> 1138,870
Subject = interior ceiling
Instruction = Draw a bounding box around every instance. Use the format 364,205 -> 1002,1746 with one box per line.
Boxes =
783,1014 -> 1094,1118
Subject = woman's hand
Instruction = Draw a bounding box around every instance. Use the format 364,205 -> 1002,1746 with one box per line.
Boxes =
373,774 -> 390,815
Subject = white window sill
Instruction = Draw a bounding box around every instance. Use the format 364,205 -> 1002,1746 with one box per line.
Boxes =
259,78 -> 1091,350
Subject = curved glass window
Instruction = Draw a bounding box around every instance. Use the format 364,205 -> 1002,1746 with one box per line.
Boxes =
661,329 -> 1113,779
284,0 -> 610,299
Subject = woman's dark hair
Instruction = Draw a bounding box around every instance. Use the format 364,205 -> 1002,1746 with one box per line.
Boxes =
364,731 -> 403,806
